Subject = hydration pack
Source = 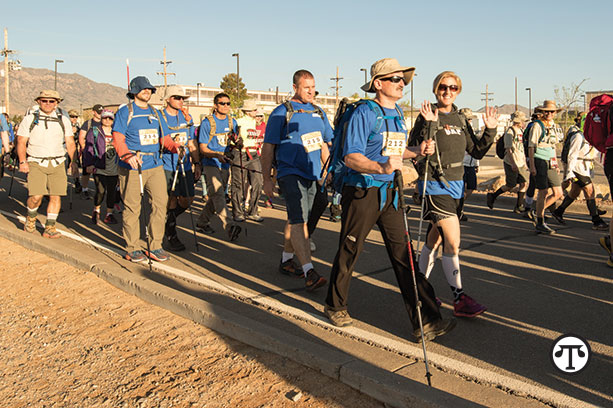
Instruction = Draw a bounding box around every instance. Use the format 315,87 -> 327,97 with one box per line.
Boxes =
322,98 -> 403,193
583,94 -> 613,153
28,108 -> 66,134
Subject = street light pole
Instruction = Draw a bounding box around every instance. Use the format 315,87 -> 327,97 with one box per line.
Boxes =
582,94 -> 586,112
410,74 -> 416,128
360,68 -> 367,98
54,59 -> 64,90
232,53 -> 239,105
196,82 -> 202,106
525,87 -> 532,117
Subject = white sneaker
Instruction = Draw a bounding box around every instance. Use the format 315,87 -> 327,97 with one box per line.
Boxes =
309,238 -> 316,252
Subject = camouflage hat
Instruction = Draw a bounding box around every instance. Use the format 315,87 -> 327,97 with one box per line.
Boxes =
35,89 -> 62,102
511,111 -> 527,123
459,108 -> 476,119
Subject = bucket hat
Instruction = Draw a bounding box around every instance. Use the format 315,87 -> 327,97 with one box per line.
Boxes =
35,89 -> 62,102
241,99 -> 257,111
537,100 -> 562,112
126,76 -> 156,99
164,85 -> 188,100
511,111 -> 527,123
361,58 -> 415,93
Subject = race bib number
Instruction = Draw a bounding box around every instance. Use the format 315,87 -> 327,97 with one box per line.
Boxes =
550,156 -> 558,169
243,129 -> 259,148
171,132 -> 188,146
216,133 -> 227,147
382,131 -> 406,156
301,131 -> 323,153
139,128 -> 159,146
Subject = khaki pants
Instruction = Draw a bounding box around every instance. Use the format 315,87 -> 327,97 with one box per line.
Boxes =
119,166 -> 168,253
198,165 -> 231,230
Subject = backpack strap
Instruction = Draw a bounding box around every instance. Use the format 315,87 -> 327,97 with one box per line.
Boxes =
205,115 -> 217,143
282,101 -> 327,140
28,109 -> 65,133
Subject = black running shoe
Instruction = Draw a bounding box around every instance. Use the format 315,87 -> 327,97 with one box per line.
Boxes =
486,192 -> 495,209
535,223 -> 555,235
551,209 -> 566,225
165,235 -> 186,252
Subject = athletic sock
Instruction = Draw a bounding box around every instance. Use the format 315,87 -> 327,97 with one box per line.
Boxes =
302,263 -> 314,275
537,216 -> 544,225
451,286 -> 465,302
557,196 -> 574,214
281,251 -> 294,263
457,197 -> 465,217
46,213 -> 58,227
441,254 -> 462,298
516,191 -> 526,208
493,187 -> 504,199
525,196 -> 534,207
27,206 -> 39,218
419,245 -> 437,279
587,199 -> 599,217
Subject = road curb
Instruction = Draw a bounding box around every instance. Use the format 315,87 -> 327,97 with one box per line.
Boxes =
0,221 -> 474,408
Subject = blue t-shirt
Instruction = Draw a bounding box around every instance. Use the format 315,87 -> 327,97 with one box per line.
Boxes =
198,115 -> 237,170
264,101 -> 333,180
112,103 -> 170,170
344,104 -> 407,184
0,114 -> 8,133
8,123 -> 15,143
161,108 -> 194,172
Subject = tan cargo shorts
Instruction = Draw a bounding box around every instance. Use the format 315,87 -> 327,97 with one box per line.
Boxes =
27,161 -> 67,196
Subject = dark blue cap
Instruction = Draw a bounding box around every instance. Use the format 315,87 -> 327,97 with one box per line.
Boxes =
126,76 -> 156,99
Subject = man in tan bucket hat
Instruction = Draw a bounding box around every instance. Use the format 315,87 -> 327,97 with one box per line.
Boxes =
16,90 -> 78,238
323,58 -> 455,342
527,100 -> 564,234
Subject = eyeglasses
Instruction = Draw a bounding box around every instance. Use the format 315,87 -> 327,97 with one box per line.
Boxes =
39,99 -> 58,104
217,101 -> 231,106
70,115 -> 78,118
171,96 -> 185,101
438,84 -> 459,92
379,76 -> 404,84
102,117 -> 114,120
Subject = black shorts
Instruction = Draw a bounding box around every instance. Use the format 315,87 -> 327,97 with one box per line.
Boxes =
504,162 -> 528,188
165,169 -> 195,197
423,194 -> 459,223
571,174 -> 592,188
534,158 -> 560,190
463,166 -> 477,190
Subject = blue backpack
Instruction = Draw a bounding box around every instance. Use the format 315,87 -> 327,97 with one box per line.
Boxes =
322,98 -> 404,193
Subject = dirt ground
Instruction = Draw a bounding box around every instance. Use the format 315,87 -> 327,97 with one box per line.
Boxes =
0,237 -> 383,408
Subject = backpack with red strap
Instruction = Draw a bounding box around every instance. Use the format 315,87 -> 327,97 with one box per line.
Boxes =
583,94 -> 613,153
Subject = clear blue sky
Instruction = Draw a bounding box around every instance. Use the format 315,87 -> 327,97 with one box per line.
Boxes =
3,0 -> 611,110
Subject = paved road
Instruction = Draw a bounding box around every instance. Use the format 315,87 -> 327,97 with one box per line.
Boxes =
1,167 -> 611,407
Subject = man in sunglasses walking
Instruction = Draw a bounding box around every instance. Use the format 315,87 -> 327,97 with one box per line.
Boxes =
17,90 -> 78,238
160,86 -> 200,251
323,59 -> 455,342
196,92 -> 241,241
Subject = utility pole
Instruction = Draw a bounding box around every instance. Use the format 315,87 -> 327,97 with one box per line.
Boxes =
156,47 -> 175,92
410,73 -> 417,128
525,87 -> 532,116
481,84 -> 494,110
1,28 -> 15,115
330,66 -> 343,108
196,82 -> 202,106
514,77 -> 518,111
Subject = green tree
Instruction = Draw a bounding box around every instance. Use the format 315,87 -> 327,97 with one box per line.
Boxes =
349,92 -> 360,101
220,73 -> 248,110
554,78 -> 588,130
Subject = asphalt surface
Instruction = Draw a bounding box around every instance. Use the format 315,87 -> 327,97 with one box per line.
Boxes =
0,155 -> 611,407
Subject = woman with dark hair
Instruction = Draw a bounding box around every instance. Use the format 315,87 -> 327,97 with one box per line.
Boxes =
410,71 -> 498,318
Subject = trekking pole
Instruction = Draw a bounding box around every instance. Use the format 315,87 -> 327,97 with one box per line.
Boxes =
415,137 -> 432,259
178,155 -> 199,252
394,169 -> 433,386
8,160 -> 16,197
137,153 -> 152,273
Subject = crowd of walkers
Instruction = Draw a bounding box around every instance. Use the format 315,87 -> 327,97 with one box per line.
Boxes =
3,57 -> 612,343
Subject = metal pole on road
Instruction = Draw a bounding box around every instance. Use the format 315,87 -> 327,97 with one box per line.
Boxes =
54,59 -> 64,90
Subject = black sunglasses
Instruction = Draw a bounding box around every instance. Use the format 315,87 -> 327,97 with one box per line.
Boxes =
379,76 -> 404,84
438,84 -> 459,92
70,115 -> 78,118
217,101 -> 231,106
171,96 -> 185,100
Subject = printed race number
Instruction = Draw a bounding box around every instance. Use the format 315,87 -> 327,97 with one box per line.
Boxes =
301,131 -> 323,153
139,129 -> 159,146
382,131 -> 406,156
171,132 -> 188,146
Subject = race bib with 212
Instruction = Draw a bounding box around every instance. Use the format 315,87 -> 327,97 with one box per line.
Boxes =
381,131 -> 406,156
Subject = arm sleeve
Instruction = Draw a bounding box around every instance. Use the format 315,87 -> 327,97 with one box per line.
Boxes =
565,133 -> 581,179
466,123 -> 496,160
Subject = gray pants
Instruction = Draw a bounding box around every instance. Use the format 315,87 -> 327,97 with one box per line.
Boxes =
198,165 -> 231,230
